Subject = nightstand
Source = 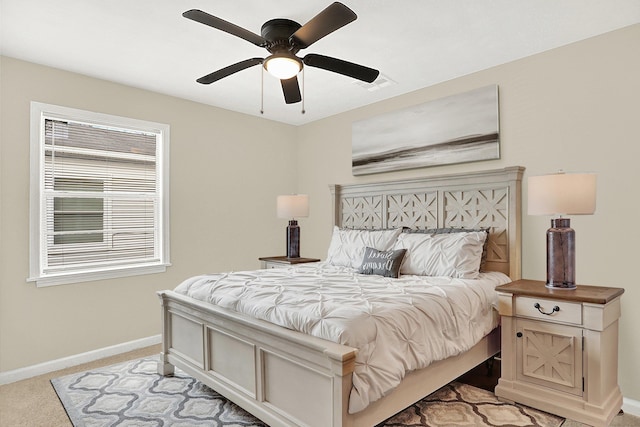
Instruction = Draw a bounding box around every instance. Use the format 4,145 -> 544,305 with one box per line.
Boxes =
258,256 -> 321,269
495,279 -> 624,427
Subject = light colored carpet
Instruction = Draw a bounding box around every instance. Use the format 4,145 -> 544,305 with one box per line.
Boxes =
562,416 -> 640,427
0,345 -> 161,427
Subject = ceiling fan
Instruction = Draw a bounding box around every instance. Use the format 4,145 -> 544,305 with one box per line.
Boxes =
183,2 -> 380,104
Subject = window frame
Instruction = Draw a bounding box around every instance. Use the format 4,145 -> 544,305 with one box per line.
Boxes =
28,102 -> 171,287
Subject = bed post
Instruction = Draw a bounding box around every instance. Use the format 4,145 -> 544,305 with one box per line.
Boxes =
505,166 -> 524,280
157,292 -> 175,376
329,184 -> 341,227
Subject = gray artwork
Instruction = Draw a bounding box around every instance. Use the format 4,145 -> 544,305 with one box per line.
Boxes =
352,85 -> 499,175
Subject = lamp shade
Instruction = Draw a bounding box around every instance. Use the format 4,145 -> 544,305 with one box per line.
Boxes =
264,54 -> 302,80
277,194 -> 309,219
528,173 -> 596,216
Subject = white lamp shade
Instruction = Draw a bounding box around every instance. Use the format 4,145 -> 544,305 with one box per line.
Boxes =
277,194 -> 309,219
528,173 -> 596,215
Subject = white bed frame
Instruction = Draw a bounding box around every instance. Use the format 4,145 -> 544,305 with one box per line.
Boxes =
158,166 -> 524,427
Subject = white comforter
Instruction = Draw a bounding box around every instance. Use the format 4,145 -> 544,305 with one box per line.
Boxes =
174,262 -> 510,413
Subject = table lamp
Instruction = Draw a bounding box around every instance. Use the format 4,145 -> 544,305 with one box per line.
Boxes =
528,172 -> 596,289
277,194 -> 309,258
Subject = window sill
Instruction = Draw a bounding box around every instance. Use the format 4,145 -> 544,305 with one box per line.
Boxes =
28,263 -> 171,287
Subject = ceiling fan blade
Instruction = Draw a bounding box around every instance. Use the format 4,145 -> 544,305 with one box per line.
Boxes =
196,58 -> 263,84
290,2 -> 357,49
281,76 -> 302,104
303,54 -> 379,83
183,9 -> 266,47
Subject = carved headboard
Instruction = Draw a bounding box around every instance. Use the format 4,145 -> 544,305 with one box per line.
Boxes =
329,166 -> 524,279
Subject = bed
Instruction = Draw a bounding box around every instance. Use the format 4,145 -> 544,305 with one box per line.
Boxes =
157,166 -> 524,427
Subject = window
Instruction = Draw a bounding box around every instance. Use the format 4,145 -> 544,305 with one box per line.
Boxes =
29,102 -> 170,286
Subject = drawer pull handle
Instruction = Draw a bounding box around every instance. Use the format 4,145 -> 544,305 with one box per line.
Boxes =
534,302 -> 560,315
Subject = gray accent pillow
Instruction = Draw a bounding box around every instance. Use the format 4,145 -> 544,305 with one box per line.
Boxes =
358,247 -> 407,278
325,227 -> 403,269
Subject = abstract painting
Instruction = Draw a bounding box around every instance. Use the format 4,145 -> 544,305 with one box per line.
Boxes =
352,85 -> 499,175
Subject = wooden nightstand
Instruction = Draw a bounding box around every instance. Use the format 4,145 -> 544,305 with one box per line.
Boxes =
495,279 -> 624,427
258,256 -> 321,269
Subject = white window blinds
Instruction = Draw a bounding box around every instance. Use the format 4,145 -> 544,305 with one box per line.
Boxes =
30,103 -> 170,286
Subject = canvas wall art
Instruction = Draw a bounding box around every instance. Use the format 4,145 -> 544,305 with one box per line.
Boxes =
352,85 -> 500,175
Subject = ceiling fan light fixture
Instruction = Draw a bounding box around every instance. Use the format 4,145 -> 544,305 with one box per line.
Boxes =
184,3 -> 379,104
264,53 -> 302,80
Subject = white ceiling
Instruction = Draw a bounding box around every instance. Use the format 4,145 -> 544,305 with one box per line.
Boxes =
2,0 -> 639,126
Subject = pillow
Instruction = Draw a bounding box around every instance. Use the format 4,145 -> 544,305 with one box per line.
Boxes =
403,227 -> 490,271
325,227 -> 403,268
392,231 -> 487,279
358,247 -> 407,278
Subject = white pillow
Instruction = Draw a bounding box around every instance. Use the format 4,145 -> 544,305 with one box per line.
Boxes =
392,231 -> 487,279
326,227 -> 403,268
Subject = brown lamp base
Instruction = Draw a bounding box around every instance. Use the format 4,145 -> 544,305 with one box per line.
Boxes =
286,220 -> 300,258
546,218 -> 576,289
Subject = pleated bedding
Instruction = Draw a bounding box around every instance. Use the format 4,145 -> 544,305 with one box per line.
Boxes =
174,262 -> 509,413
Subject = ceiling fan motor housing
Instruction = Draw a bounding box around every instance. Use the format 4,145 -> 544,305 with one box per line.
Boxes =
261,19 -> 302,53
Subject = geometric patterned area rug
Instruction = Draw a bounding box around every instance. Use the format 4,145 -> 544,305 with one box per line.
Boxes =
379,382 -> 564,427
51,358 -> 266,427
52,357 -> 564,427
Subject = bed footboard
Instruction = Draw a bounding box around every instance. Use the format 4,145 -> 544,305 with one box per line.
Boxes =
158,290 -> 358,427
158,290 -> 500,427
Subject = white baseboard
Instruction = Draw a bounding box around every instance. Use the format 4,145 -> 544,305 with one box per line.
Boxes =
623,397 -> 640,417
0,334 -> 161,385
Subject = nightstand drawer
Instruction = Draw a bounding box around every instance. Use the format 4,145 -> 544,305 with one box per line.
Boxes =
515,296 -> 582,325
264,261 -> 283,269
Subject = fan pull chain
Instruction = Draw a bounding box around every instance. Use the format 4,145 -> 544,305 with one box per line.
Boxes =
301,68 -> 306,115
260,66 -> 264,114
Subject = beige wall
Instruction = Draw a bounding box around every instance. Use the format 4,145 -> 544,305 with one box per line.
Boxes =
0,57 -> 297,371
296,25 -> 640,401
1,24 -> 639,403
